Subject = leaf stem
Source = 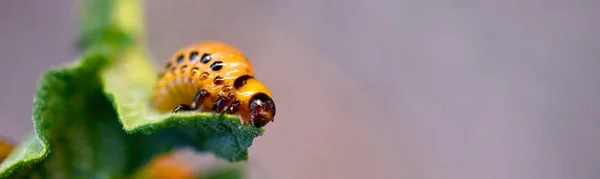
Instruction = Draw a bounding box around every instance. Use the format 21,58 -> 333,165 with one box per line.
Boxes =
112,0 -> 146,48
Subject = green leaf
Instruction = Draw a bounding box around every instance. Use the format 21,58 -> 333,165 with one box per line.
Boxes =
0,0 -> 264,178
0,56 -> 135,178
200,166 -> 245,179
0,134 -> 45,178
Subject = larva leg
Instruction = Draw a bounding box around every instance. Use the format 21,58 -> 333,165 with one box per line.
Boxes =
172,88 -> 210,113
213,93 -> 236,118
172,104 -> 192,113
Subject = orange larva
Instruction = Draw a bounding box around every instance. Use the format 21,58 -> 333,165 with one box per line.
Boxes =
152,41 -> 276,128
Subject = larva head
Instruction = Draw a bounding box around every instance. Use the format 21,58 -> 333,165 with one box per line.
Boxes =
249,92 -> 276,128
234,75 -> 276,128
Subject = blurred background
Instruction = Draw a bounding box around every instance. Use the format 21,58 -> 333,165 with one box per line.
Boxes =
1,0 -> 600,179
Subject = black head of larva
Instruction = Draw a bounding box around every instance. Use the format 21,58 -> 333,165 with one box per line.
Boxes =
249,93 -> 276,128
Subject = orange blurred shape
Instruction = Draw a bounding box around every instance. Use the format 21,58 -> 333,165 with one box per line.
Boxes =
0,139 -> 13,162
143,152 -> 197,179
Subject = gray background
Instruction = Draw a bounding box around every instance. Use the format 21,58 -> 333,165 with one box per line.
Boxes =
1,0 -> 599,179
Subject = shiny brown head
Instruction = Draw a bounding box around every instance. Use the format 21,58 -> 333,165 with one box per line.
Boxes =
248,93 -> 276,128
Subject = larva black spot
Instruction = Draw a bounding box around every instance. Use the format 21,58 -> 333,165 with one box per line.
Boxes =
190,67 -> 199,76
200,72 -> 209,80
176,54 -> 184,64
200,53 -> 212,64
210,61 -> 224,71
180,65 -> 188,73
164,62 -> 172,69
223,85 -> 232,92
190,51 -> 199,61
234,75 -> 253,89
214,76 -> 224,85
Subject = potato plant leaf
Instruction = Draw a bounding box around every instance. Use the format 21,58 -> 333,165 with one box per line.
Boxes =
200,166 -> 245,179
0,0 -> 263,178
